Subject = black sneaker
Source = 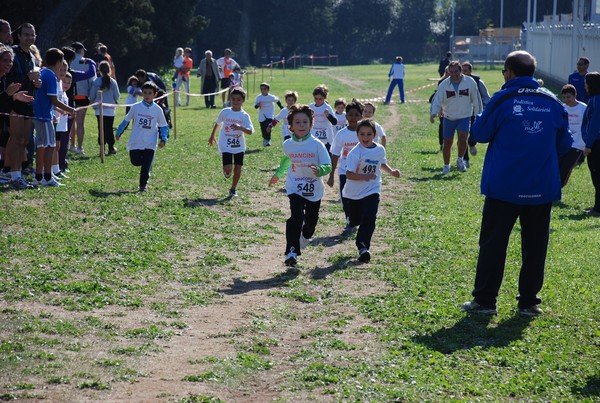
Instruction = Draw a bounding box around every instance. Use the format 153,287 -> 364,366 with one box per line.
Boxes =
518,305 -> 543,316
228,188 -> 238,198
284,251 -> 297,267
461,300 -> 497,315
358,248 -> 371,263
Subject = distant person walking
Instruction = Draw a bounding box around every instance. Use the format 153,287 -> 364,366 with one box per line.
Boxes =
384,56 -> 405,104
197,50 -> 220,109
581,72 -> 600,217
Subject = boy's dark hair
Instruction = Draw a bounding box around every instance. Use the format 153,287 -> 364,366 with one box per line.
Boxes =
578,57 -> 590,66
259,82 -> 270,90
61,47 -> 76,64
230,86 -> 246,100
284,90 -> 298,102
287,104 -> 314,127
45,48 -> 64,67
356,118 -> 376,135
345,98 -> 363,114
585,72 -> 600,97
334,98 -> 346,107
135,69 -> 147,81
396,56 -> 403,63
363,101 -> 377,113
560,84 -> 576,96
142,81 -> 158,92
312,84 -> 328,98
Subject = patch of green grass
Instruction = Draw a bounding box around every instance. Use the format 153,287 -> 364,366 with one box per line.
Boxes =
179,393 -> 224,403
77,380 -> 111,390
124,325 -> 173,340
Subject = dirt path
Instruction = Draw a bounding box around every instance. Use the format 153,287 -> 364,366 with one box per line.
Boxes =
32,68 -> 406,402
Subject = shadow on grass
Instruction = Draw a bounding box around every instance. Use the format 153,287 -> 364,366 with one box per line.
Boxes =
572,374 -> 600,397
308,256 -> 356,280
220,270 -> 300,295
311,229 -> 355,247
413,314 -> 534,354
184,197 -> 233,207
414,150 -> 440,155
245,148 -> 262,155
89,189 -> 138,198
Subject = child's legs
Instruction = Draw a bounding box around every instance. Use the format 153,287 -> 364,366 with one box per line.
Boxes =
302,198 -> 321,239
385,80 -> 397,102
44,146 -> 54,176
75,107 -> 87,148
129,149 -> 144,166
353,194 -> 380,251
104,116 -> 115,148
232,164 -> 242,190
338,174 -> 351,220
260,119 -> 272,141
285,194 -> 306,255
35,146 -> 44,174
398,79 -> 405,102
8,115 -> 30,172
138,149 -> 155,187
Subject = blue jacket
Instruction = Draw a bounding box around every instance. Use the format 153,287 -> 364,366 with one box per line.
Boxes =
581,95 -> 600,148
471,76 -> 572,205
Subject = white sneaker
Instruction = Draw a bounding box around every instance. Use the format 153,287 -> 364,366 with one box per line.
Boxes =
441,165 -> 450,175
0,171 -> 10,183
75,148 -> 85,155
284,249 -> 297,267
464,160 -> 470,168
41,178 -> 62,187
69,145 -> 77,152
300,235 -> 311,249
469,145 -> 477,155
457,159 -> 467,172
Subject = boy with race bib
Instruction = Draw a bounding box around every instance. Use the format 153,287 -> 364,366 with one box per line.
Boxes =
209,86 -> 254,198
269,104 -> 332,267
309,84 -> 338,153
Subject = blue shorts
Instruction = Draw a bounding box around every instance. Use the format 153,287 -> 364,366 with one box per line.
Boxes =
442,117 -> 470,139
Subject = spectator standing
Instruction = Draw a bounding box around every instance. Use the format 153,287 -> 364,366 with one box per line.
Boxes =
438,51 -> 451,77
581,72 -> 600,217
384,56 -> 405,104
89,61 -> 120,155
0,20 -> 12,45
197,50 -> 220,109
176,48 -> 193,107
463,51 -> 572,315
70,41 -> 95,154
568,57 -> 590,104
216,49 -> 239,107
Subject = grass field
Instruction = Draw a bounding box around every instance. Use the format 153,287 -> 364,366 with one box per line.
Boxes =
1,63 -> 599,402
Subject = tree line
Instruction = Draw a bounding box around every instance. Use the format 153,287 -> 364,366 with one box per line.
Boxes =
3,0 -> 572,83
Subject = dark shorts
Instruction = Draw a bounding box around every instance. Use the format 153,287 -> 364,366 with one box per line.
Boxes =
12,102 -> 34,117
74,98 -> 90,107
220,77 -> 231,89
222,152 -> 244,166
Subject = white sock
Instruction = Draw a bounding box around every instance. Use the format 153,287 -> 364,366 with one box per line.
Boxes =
10,171 -> 20,180
52,164 -> 60,174
457,157 -> 464,162
444,164 -> 450,168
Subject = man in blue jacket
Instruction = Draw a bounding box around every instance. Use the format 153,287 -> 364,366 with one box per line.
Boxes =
462,50 -> 573,316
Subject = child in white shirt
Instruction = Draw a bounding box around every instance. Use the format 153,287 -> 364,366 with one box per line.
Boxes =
309,84 -> 338,152
333,98 -> 347,135
254,82 -> 283,147
267,91 -> 298,141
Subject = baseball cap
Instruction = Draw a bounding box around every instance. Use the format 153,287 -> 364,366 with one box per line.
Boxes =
71,41 -> 86,51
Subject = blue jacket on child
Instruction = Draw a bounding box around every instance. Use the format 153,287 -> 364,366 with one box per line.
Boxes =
471,76 -> 573,205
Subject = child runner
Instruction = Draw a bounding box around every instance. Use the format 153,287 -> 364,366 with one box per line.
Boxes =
267,90 -> 298,142
362,102 -> 386,147
32,48 -> 75,187
254,82 -> 283,147
115,81 -> 169,192
333,98 -> 347,135
327,99 -> 363,230
56,69 -> 72,178
51,60 -> 70,182
559,83 -> 587,186
309,84 -> 337,152
209,86 -> 254,197
125,75 -> 142,113
343,118 -> 400,262
269,104 -> 332,267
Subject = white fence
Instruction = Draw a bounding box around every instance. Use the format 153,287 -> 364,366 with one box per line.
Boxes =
525,21 -> 600,83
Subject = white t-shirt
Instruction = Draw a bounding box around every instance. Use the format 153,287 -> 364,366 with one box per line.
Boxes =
374,121 -> 386,143
342,143 -> 387,200
123,101 -> 168,151
330,127 -> 358,175
173,55 -> 184,69
309,102 -> 336,145
215,107 -> 254,154
55,81 -> 69,132
564,101 -> 587,150
334,111 -> 347,134
254,94 -> 279,122
274,107 -> 292,139
282,134 -> 331,202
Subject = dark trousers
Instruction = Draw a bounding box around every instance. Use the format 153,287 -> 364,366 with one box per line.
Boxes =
587,140 -> 600,212
58,119 -> 72,170
385,79 -> 405,103
96,115 -> 115,150
129,149 -> 155,188
348,193 -> 380,251
285,194 -> 321,255
202,77 -> 216,107
559,148 -> 584,187
339,174 -> 351,221
260,119 -> 273,141
472,197 -> 552,309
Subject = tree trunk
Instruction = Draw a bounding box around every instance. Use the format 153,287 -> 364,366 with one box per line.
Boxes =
237,0 -> 252,66
36,0 -> 94,54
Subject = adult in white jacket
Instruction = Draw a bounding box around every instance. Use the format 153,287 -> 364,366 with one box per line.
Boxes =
430,61 -> 482,175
